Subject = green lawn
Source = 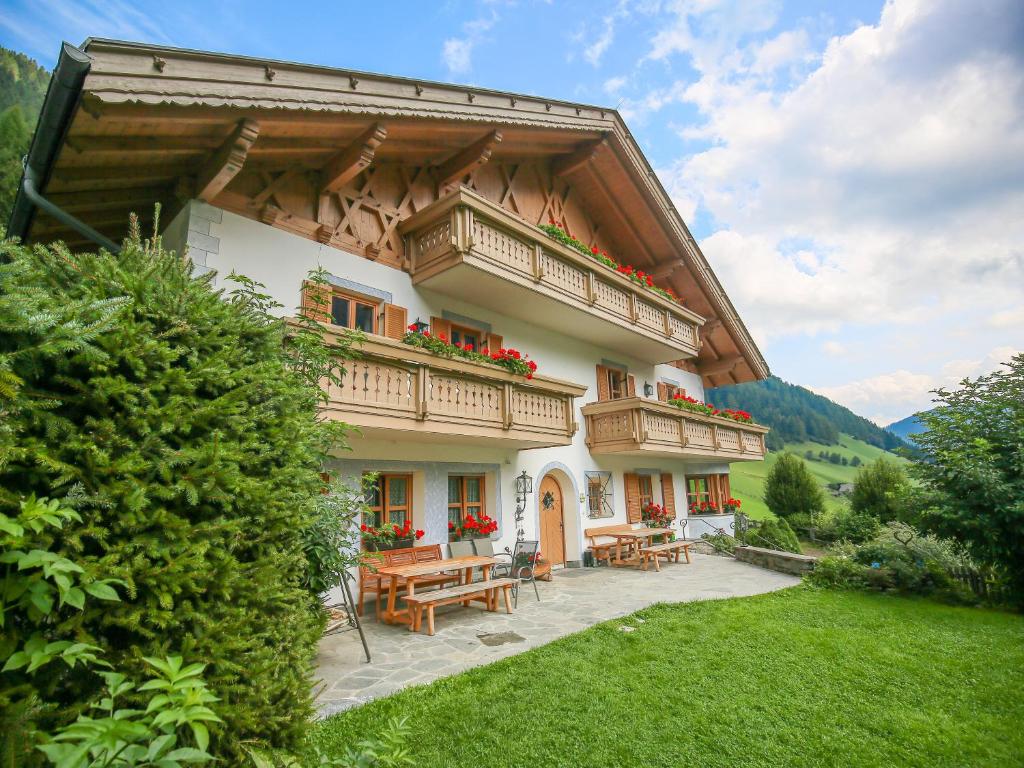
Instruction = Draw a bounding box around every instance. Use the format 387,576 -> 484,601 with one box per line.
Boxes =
730,434 -> 910,519
310,589 -> 1024,767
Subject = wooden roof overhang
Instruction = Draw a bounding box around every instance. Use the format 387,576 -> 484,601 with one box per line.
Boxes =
10,39 -> 769,387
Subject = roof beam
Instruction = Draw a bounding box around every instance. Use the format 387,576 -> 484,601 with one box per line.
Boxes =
435,130 -> 502,186
695,354 -> 743,377
648,260 -> 683,280
320,123 -> 388,194
196,118 -> 260,202
551,136 -> 607,177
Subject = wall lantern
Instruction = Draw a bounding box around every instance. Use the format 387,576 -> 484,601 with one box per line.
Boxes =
411,317 -> 429,334
515,471 -> 533,496
643,381 -> 655,397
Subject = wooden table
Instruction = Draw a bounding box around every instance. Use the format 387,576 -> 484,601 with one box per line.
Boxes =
609,528 -> 676,567
376,555 -> 499,625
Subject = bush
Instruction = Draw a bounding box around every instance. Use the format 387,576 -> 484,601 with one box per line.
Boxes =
850,458 -> 910,523
828,506 -> 882,544
764,453 -> 825,522
0,226 -> 331,758
749,518 -> 802,554
700,533 -> 736,555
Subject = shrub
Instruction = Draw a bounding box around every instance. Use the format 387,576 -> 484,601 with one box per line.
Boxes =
749,518 -> 802,554
850,458 -> 911,523
764,453 -> 825,522
0,226 -> 331,758
828,506 -> 883,544
700,533 -> 736,555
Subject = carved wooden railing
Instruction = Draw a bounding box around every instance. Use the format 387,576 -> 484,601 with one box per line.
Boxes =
582,397 -> 768,460
399,188 -> 704,359
319,333 -> 588,449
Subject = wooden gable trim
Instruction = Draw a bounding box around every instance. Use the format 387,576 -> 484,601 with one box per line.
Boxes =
435,130 -> 502,186
320,122 -> 388,194
195,118 -> 260,202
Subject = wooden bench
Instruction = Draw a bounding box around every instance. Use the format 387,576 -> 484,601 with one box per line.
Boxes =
584,524 -> 638,566
358,544 -> 460,618
404,578 -> 519,636
639,540 -> 692,571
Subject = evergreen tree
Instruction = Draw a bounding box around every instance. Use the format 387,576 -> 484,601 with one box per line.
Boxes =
851,459 -> 910,523
0,223 -> 330,758
764,453 -> 825,522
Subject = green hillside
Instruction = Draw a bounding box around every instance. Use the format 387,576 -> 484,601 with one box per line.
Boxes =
728,433 -> 909,520
0,47 -> 50,224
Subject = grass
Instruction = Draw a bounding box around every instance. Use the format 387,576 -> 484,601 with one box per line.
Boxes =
730,433 -> 910,519
310,589 -> 1024,767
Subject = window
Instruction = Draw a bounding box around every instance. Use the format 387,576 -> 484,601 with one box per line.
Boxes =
638,475 -> 654,510
585,471 -> 613,518
331,291 -> 378,333
608,368 -> 628,400
447,475 -> 484,534
449,324 -> 482,352
363,474 -> 411,529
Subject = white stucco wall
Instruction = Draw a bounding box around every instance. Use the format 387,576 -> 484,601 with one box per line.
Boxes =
175,205 -> 740,565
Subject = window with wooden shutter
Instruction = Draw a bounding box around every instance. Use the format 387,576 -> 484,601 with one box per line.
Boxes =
380,303 -> 408,340
485,332 -> 503,353
627,374 -> 636,398
430,316 -> 452,342
656,382 -> 668,401
585,471 -> 613,518
720,473 -> 731,502
596,365 -> 612,401
301,280 -> 332,324
660,473 -> 676,517
596,365 -> 631,401
624,472 -> 642,523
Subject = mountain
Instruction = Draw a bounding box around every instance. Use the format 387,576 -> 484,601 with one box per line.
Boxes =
885,412 -> 929,446
708,376 -> 907,452
0,47 -> 50,225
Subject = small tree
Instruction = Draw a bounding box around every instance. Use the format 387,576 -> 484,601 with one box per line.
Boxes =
850,458 -> 910,523
912,354 -> 1024,607
764,453 -> 825,523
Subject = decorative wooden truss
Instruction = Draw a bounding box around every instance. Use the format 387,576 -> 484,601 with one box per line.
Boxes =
319,331 -> 587,449
582,397 -> 768,462
400,188 -> 706,364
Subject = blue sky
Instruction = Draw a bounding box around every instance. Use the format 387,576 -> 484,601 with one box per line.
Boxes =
3,0 -> 1022,424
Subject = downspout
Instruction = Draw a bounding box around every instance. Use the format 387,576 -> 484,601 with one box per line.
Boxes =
6,41 -> 120,253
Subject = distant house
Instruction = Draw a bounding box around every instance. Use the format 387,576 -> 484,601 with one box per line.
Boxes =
829,483 -> 855,497
9,40 -> 772,568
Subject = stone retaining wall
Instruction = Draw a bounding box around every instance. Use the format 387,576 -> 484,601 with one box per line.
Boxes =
735,546 -> 817,575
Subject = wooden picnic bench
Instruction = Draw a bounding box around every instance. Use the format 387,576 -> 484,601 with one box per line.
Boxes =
584,524 -> 638,566
403,577 -> 519,636
375,555 -> 499,626
639,539 -> 692,571
357,544 -> 460,618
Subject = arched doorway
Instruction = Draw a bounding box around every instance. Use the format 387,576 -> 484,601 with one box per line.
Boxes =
538,474 -> 565,566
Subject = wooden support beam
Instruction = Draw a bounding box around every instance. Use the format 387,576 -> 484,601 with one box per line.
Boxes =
195,119 -> 260,203
551,136 -> 607,177
435,130 -> 502,186
320,123 -> 388,194
695,355 -> 743,377
649,260 -> 683,280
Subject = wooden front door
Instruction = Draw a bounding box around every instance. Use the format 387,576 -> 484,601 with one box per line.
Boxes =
538,475 -> 565,566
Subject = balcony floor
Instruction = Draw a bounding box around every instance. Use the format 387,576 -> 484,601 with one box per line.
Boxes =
315,553 -> 799,716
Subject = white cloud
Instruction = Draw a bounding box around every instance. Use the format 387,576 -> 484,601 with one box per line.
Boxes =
822,340 -> 846,357
582,0 -> 633,67
603,75 -> 628,95
441,13 -> 498,75
813,346 -> 1021,425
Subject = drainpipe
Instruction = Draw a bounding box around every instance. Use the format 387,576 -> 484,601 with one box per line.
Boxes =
6,41 -> 120,253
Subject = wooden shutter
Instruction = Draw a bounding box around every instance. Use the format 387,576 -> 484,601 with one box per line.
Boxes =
430,316 -> 452,341
709,475 -> 723,508
595,365 -> 611,402
624,472 -> 642,523
486,332 -> 503,352
656,382 -> 668,401
720,473 -> 731,503
381,303 -> 408,340
301,280 -> 331,324
627,374 -> 636,398
660,473 -> 676,517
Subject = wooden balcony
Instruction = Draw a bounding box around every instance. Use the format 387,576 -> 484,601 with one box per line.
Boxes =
582,397 -> 768,462
399,188 -> 705,365
319,333 -> 588,449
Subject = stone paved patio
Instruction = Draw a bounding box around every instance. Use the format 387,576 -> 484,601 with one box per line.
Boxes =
316,554 -> 800,716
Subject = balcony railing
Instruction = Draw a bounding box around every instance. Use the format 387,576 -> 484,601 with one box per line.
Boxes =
582,397 -> 768,461
319,333 -> 588,449
399,188 -> 706,364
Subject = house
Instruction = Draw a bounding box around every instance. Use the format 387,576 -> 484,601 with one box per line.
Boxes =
8,40 -> 770,567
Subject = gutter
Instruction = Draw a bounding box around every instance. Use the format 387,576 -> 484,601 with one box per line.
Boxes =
6,41 -> 120,253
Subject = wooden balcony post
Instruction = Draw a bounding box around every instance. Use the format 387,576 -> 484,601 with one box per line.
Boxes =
502,382 -> 514,429
678,416 -> 689,448
584,414 -> 594,447
585,271 -> 598,305
415,364 -> 430,420
637,407 -> 649,443
452,206 -> 474,254
711,424 -> 720,449
627,293 -> 638,324
663,309 -> 673,337
531,243 -> 546,282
